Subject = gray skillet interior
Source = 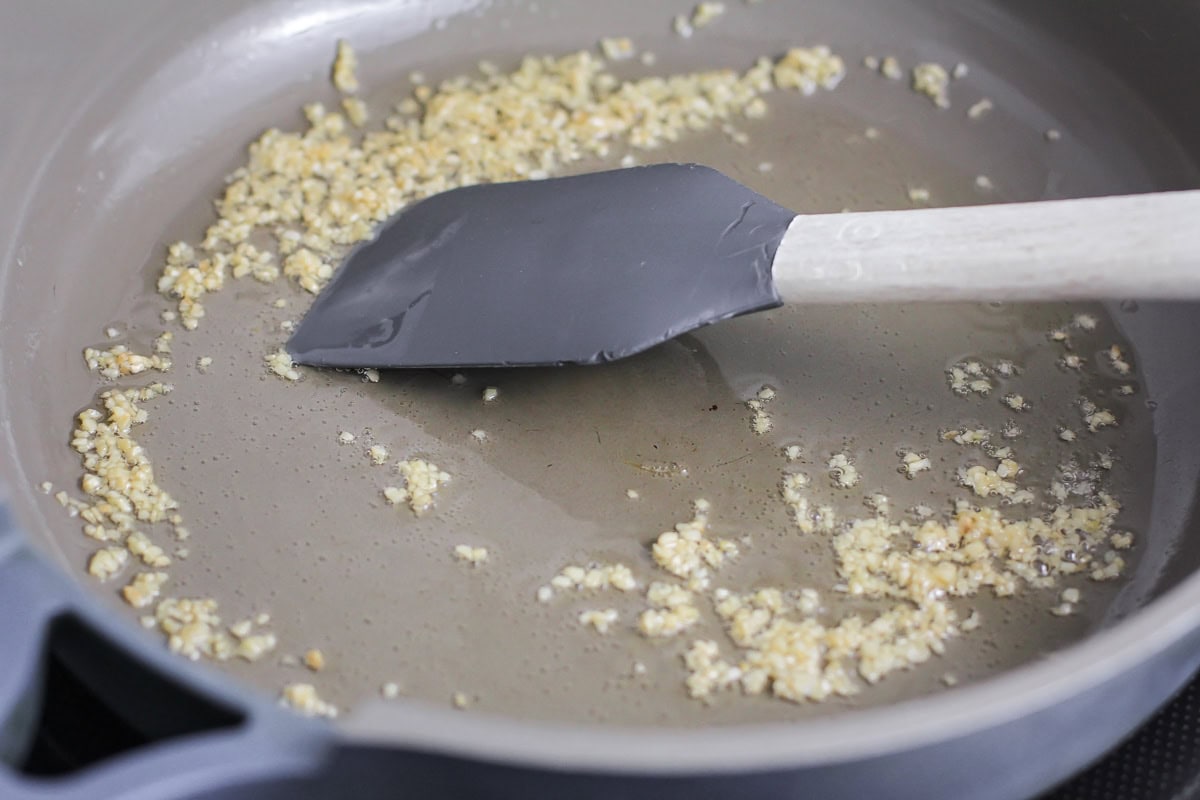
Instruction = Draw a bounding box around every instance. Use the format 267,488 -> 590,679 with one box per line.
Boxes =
2,0 -> 1200,773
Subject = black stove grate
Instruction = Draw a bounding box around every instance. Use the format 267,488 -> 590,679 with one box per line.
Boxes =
1044,674 -> 1200,800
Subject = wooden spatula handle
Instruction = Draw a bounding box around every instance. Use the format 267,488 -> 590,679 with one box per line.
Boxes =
771,190 -> 1200,304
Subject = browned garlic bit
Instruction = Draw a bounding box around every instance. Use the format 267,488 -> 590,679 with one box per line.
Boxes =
303,648 -> 327,672
1108,345 -> 1133,375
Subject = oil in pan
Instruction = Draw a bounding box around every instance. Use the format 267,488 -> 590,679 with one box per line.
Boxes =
40,4 -> 1161,728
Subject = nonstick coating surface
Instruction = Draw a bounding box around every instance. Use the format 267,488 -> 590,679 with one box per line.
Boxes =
2,0 -> 1200,740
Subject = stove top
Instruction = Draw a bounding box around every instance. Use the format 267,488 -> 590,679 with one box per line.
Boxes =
1044,672 -> 1200,800
21,651 -> 1200,799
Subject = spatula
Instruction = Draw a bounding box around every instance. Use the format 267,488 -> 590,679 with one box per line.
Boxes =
286,163 -> 1200,369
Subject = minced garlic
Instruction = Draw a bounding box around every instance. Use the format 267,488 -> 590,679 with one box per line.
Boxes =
912,62 -> 951,108
747,385 -> 775,435
548,562 -> 637,593
773,46 -> 846,95
1111,532 -> 1134,550
638,582 -> 701,638
650,500 -> 737,591
579,608 -> 620,634
368,445 -> 389,465
599,37 -> 636,61
88,547 -> 129,581
959,462 -> 1022,499
384,458 -> 450,515
900,451 -> 932,478
126,531 -> 171,568
332,40 -> 359,94
1080,399 -> 1117,432
303,648 -> 326,672
691,2 -> 726,27
454,544 -> 489,566
683,640 -> 742,699
84,345 -> 171,380
1060,353 -> 1084,370
122,571 -> 168,609
281,682 -> 338,718
56,33 -> 1145,718
1107,345 -> 1132,375
1003,393 -> 1030,411
282,248 -> 333,295
265,350 -> 301,381
827,453 -> 860,488
947,361 -> 992,395
482,386 -> 499,403
156,47 -> 839,328
966,98 -> 993,119
341,96 -> 368,127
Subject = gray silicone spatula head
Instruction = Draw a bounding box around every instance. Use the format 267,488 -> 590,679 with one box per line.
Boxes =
286,163 -> 795,368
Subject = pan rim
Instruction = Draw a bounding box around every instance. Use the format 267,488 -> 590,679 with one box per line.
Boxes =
332,560 -> 1200,771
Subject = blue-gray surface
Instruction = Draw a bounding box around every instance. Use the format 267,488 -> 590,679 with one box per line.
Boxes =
287,164 -> 795,368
